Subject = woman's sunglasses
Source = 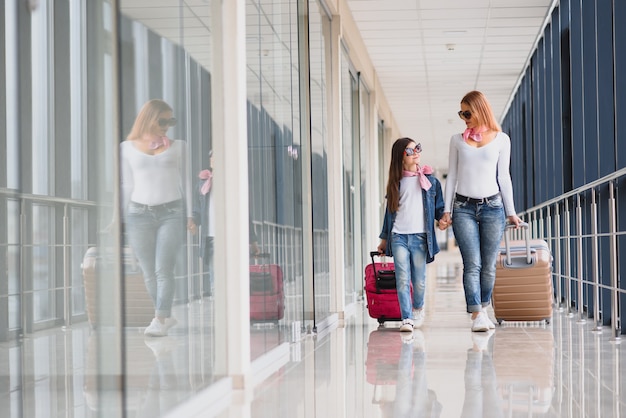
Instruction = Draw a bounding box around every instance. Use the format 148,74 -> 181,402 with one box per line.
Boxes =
404,143 -> 422,156
158,117 -> 177,128
458,110 -> 472,120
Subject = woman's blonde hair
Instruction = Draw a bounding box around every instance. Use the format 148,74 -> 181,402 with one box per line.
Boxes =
461,91 -> 501,131
127,99 -> 172,140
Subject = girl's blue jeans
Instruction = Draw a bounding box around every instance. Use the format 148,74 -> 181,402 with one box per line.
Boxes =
391,233 -> 427,320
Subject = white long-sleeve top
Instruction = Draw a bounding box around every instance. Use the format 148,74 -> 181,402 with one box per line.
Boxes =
443,132 -> 517,216
120,139 -> 193,217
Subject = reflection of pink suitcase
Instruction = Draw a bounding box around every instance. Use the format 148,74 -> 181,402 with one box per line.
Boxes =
250,253 -> 285,321
364,251 -> 409,325
365,329 -> 410,385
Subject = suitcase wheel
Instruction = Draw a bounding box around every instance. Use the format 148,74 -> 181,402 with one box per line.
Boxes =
497,319 -> 503,325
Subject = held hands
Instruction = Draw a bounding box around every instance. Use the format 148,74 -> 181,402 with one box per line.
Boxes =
438,212 -> 452,230
187,218 -> 197,235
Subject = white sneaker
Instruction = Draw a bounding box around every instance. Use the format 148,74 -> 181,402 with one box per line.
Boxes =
413,309 -> 425,328
144,318 -> 166,337
399,319 -> 414,332
485,315 -> 496,329
471,330 -> 494,351
164,317 -> 178,332
471,312 -> 491,332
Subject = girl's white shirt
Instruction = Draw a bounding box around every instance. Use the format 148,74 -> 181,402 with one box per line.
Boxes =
392,176 -> 426,234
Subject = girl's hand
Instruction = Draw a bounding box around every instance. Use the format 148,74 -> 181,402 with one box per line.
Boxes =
377,240 -> 387,255
438,212 -> 452,230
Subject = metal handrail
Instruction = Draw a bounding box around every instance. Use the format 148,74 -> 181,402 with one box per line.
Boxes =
518,168 -> 625,339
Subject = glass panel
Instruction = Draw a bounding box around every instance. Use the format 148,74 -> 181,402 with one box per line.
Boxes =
117,1 -> 219,413
7,199 -> 20,330
341,54 -> 356,306
308,0 -> 331,323
32,204 -> 55,323
247,0 -> 304,359
31,0 -> 51,195
359,80 -> 370,287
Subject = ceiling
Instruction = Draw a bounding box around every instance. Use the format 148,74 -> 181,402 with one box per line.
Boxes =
346,0 -> 556,172
120,0 -> 557,173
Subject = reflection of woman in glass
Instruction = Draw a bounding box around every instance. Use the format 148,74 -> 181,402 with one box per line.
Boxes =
121,99 -> 194,337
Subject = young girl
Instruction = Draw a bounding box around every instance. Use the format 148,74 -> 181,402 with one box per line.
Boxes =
377,138 -> 445,332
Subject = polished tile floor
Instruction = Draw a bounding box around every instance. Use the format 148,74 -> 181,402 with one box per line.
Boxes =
2,248 -> 626,417
228,248 -> 626,418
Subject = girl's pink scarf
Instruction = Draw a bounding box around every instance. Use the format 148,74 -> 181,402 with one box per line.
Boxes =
198,169 -> 212,195
402,165 -> 433,190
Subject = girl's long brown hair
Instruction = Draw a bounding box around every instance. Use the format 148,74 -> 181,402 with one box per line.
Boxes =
127,99 -> 173,140
461,90 -> 501,132
385,137 -> 416,212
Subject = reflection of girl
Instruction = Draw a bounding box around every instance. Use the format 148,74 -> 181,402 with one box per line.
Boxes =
121,99 -> 194,337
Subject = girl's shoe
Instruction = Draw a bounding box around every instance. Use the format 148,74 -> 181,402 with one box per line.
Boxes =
399,319 -> 414,332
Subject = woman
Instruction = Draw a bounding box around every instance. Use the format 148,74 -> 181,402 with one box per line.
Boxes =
439,91 -> 522,332
377,138 -> 445,332
121,99 -> 195,337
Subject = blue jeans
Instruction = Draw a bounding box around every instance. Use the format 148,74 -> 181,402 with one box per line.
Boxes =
452,196 -> 506,313
125,200 -> 184,318
391,233 -> 427,320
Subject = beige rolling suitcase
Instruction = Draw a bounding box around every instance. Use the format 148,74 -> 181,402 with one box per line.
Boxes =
492,223 -> 553,324
82,246 -> 155,327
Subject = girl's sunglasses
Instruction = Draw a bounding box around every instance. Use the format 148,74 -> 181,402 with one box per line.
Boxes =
458,110 -> 472,120
158,117 -> 177,128
404,143 -> 422,156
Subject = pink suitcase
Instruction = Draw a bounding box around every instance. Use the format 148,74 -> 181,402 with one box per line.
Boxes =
250,253 -> 285,322
364,251 -> 409,325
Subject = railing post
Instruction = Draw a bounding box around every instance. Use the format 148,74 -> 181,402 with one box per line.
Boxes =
555,203 -> 563,310
564,198 -> 573,316
576,194 -> 585,323
608,182 -> 621,342
590,189 -> 602,331
63,203 -> 71,328
591,189 -> 602,332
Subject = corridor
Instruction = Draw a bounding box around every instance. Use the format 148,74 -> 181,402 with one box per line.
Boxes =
5,247 -> 625,418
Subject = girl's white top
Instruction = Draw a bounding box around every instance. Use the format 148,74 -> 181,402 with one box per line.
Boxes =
443,132 -> 517,216
392,176 -> 426,234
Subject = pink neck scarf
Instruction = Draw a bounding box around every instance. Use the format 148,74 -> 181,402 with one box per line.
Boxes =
463,127 -> 487,142
402,165 -> 433,191
148,135 -> 171,150
198,169 -> 212,195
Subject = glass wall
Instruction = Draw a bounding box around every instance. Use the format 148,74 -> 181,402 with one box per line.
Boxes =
308,0 -> 332,326
0,0 -> 336,415
246,0 -> 305,358
341,50 -> 357,306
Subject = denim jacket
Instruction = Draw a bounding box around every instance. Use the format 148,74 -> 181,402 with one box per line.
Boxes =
379,174 -> 445,263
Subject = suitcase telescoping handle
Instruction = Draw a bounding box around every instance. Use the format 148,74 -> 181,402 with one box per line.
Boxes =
369,251 -> 390,277
503,222 -> 532,266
